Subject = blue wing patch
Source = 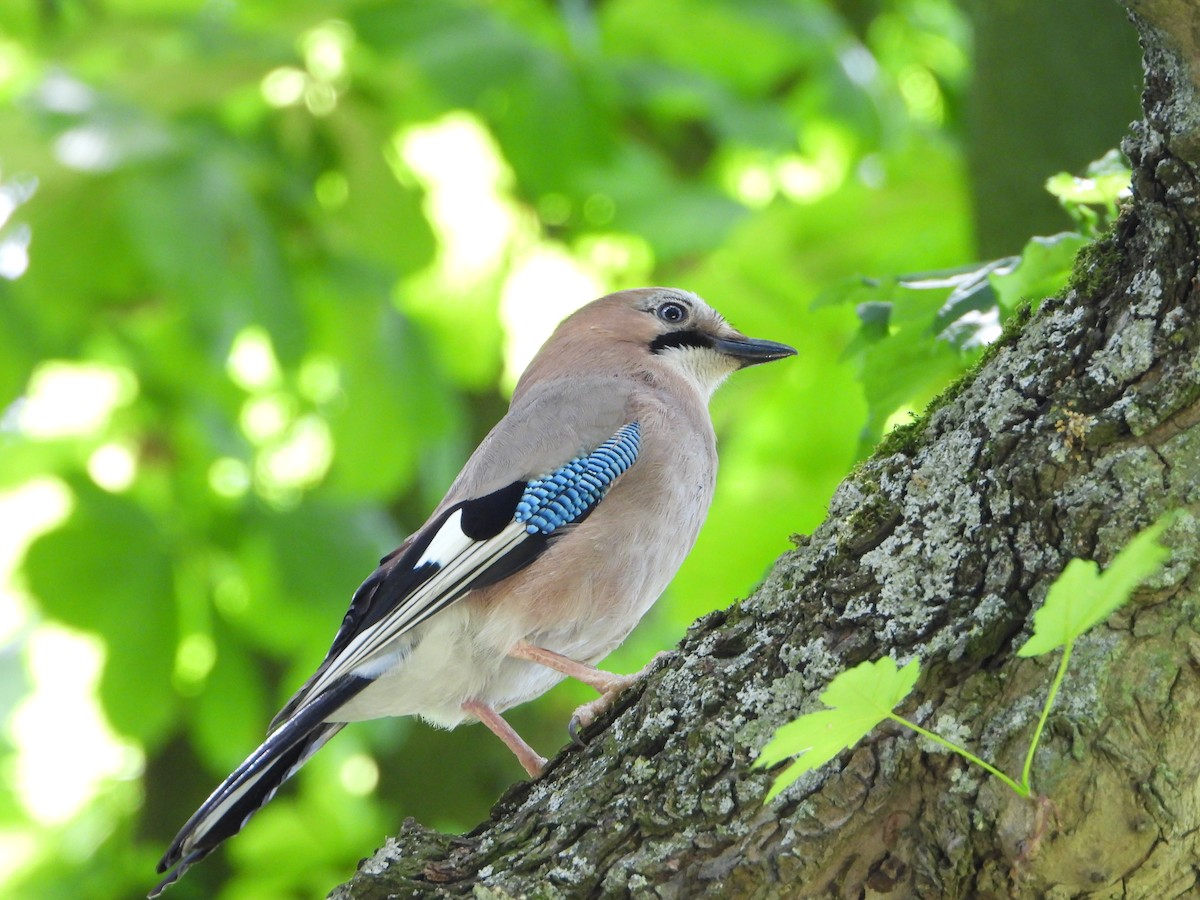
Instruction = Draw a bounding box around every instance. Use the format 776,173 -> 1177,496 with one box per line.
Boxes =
515,422 -> 641,535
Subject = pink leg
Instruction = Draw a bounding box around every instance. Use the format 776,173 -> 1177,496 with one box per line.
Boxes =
508,641 -> 671,733
463,699 -> 547,778
508,641 -> 627,692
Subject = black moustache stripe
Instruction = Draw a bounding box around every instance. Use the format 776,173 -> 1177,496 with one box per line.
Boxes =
649,330 -> 714,353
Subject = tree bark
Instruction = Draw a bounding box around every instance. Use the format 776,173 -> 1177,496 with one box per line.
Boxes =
333,4 -> 1200,897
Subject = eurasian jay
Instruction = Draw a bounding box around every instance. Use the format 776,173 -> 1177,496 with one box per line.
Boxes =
152,287 -> 795,895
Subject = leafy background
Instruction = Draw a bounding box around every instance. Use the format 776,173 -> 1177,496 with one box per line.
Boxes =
0,1 -> 1138,898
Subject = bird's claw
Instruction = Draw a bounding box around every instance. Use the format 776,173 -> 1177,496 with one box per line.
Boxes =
567,692 -> 614,746
568,713 -> 587,748
566,651 -> 676,746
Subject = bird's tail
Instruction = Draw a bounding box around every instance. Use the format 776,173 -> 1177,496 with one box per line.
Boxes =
151,676 -> 367,897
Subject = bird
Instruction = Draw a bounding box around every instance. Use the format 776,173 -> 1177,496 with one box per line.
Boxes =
151,287 -> 795,896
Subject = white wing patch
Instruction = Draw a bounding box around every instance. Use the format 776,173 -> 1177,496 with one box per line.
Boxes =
416,509 -> 468,567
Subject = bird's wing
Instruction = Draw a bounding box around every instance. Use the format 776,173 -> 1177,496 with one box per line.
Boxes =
271,418 -> 643,727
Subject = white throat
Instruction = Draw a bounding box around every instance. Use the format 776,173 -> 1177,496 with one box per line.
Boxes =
657,346 -> 736,399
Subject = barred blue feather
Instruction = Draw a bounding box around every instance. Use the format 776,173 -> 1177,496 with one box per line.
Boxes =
515,422 -> 641,535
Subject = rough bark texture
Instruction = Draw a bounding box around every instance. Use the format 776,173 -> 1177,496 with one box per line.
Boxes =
333,5 -> 1200,898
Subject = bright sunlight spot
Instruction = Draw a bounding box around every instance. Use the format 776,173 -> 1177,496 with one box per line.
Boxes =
239,394 -> 292,445
338,753 -> 379,796
0,224 -> 30,280
12,626 -> 142,826
721,136 -> 849,208
789,124 -> 853,200
226,327 -> 334,504
0,173 -> 36,280
34,70 -> 94,115
301,20 -> 354,85
575,233 -> 654,284
256,415 -> 333,496
87,442 -> 137,492
882,405 -> 918,435
227,326 -> 282,392
734,164 -> 776,208
53,125 -> 121,172
722,153 -> 776,208
838,43 -> 879,87
0,174 -> 37,229
0,831 -> 37,891
261,67 -> 307,108
18,361 -> 136,439
394,113 -> 522,286
304,81 -> 338,117
499,246 -> 602,390
0,38 -> 34,100
776,156 -> 828,202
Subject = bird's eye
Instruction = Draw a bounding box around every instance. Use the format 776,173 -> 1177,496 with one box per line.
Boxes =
656,301 -> 687,324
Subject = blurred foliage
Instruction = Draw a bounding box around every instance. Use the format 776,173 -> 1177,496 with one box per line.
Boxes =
0,1 -> 1136,898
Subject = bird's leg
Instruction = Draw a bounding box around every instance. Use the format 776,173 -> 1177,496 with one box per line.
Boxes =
462,699 -> 547,778
508,641 -> 672,739
508,641 -> 628,692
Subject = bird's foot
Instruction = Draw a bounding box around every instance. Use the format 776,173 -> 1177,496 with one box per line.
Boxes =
567,650 -> 673,744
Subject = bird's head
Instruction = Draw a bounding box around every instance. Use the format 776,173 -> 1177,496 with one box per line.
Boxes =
517,288 -> 795,401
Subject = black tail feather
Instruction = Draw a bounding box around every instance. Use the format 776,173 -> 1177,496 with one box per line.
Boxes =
151,676 -> 368,897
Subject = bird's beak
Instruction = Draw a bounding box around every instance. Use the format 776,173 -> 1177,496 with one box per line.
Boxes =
712,335 -> 797,368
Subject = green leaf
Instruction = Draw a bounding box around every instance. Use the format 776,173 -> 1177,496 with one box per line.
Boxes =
1018,515 -> 1174,657
1045,149 -> 1132,235
757,657 -> 919,800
